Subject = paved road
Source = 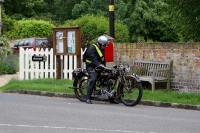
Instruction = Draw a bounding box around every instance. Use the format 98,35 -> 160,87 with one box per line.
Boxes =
0,93 -> 199,133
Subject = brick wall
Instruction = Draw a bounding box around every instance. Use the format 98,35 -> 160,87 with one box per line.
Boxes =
114,42 -> 200,93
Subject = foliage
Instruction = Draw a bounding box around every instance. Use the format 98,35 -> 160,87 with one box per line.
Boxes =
8,19 -> 54,39
40,35 -> 53,50
2,0 -> 200,42
48,0 -> 80,25
1,11 -> 18,39
0,36 -> 18,74
0,35 -> 10,56
1,10 -> 14,32
72,1 -> 91,18
114,22 -> 129,43
3,0 -> 46,19
71,0 -> 179,42
164,0 -> 200,42
72,0 -> 127,21
123,0 -> 176,42
148,21 -> 179,42
0,55 -> 19,74
62,14 -> 129,43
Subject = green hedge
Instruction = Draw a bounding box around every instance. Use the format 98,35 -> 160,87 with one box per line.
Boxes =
4,19 -> 55,39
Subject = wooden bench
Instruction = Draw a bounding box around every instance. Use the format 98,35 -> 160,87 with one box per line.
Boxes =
131,60 -> 173,91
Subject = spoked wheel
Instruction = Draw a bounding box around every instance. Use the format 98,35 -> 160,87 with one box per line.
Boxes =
119,78 -> 143,106
73,76 -> 89,102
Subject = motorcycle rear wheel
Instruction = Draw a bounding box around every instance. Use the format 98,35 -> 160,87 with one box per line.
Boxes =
120,78 -> 143,106
73,76 -> 89,102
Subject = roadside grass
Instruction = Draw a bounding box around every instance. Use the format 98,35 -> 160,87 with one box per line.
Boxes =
0,78 -> 74,94
142,90 -> 200,105
0,78 -> 200,106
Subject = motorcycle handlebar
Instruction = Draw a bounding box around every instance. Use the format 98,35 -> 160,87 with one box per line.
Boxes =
95,65 -> 112,73
104,67 -> 112,73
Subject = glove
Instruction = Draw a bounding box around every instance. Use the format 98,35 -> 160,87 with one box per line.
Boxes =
98,64 -> 105,69
97,64 -> 112,73
104,67 -> 112,73
95,64 -> 105,71
100,65 -> 112,73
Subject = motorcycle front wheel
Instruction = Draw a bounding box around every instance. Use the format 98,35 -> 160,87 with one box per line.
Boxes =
119,78 -> 143,106
73,76 -> 89,102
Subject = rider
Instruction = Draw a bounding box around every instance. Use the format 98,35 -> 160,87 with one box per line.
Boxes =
84,35 -> 119,104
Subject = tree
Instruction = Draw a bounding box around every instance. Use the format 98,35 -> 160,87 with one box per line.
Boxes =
123,0 -> 175,42
165,0 -> 200,42
3,0 -> 46,19
72,0 -> 127,21
2,0 -> 184,42
49,0 -> 80,24
72,1 -> 91,18
72,0 -> 179,42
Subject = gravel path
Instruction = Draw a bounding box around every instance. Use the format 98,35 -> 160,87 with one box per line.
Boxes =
0,72 -> 19,87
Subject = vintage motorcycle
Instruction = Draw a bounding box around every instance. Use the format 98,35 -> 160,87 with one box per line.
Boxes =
71,64 -> 143,106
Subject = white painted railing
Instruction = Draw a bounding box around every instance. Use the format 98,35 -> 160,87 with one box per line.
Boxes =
19,47 -> 86,80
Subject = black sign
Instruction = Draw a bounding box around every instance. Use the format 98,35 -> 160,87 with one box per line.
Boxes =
32,54 -> 47,62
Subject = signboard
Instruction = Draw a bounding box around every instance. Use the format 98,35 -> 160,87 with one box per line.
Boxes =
32,54 -> 47,62
52,27 -> 81,55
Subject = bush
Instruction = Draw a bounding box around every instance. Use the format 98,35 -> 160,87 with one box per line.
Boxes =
0,36 -> 10,56
0,55 -> 19,74
1,10 -> 18,39
0,36 -> 19,74
5,19 -> 55,39
62,14 -> 129,43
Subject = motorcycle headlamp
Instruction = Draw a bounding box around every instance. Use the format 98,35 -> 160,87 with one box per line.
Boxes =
125,66 -> 130,73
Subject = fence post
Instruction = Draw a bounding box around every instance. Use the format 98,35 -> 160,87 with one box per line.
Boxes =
19,47 -> 24,80
56,55 -> 61,79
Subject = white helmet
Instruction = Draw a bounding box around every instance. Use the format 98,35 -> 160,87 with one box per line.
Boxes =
97,36 -> 108,46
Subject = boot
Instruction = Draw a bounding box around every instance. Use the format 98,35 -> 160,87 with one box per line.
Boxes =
86,99 -> 92,104
110,98 -> 119,104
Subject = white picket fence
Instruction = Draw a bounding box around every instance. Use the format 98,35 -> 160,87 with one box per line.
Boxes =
19,47 -> 86,80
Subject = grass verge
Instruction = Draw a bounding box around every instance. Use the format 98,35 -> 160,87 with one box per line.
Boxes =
0,78 -> 200,106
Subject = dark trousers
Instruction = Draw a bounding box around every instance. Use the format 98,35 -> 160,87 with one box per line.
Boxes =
86,66 -> 97,100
